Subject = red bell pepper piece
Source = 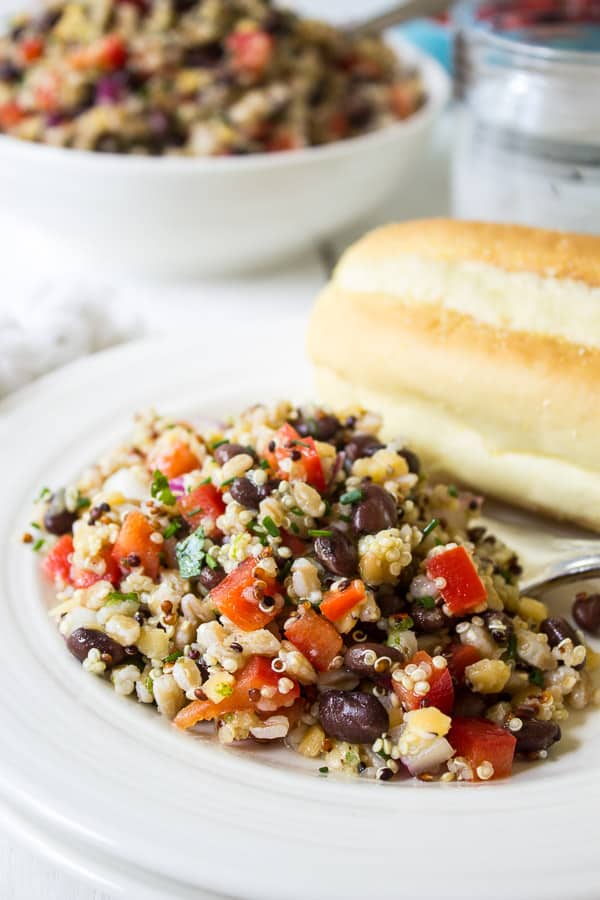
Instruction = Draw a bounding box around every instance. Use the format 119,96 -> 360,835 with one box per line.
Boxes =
226,29 -> 273,74
0,101 -> 24,129
70,34 -> 127,71
71,547 -> 121,588
264,423 -> 326,492
426,545 -> 487,615
392,649 -> 454,714
177,483 -> 225,538
448,717 -> 516,780
148,442 -> 200,479
174,655 -> 299,729
112,509 -> 160,580
19,36 -> 44,63
446,643 -> 482,685
284,604 -> 343,672
320,579 -> 366,622
209,556 -> 281,631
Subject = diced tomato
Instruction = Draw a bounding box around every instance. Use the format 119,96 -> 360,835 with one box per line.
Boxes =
280,530 -> 307,557
42,535 -> 74,585
284,604 -> 343,672
446,643 -> 482,685
392,649 -> 454,715
320,579 -> 366,622
174,655 -> 299,729
209,556 -> 281,631
177,483 -> 225,537
226,29 -> 273,74
448,717 -> 516,780
19,36 -> 44,63
426,545 -> 487,616
70,34 -> 127,71
0,101 -> 24,129
112,509 -> 160,580
148,442 -> 200,479
266,128 -> 303,152
71,548 -> 121,589
264,423 -> 326,492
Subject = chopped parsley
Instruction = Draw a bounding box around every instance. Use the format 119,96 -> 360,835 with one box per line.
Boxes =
36,486 -> 51,502
30,521 -> 41,530
497,567 -> 514,585
259,459 -> 270,470
421,518 -> 440,539
447,485 -> 459,498
529,668 -> 545,687
340,488 -> 363,505
151,470 -> 176,506
106,591 -> 139,605
289,522 -> 300,535
308,529 -> 332,537
32,538 -> 45,552
414,596 -> 436,609
165,651 -> 183,663
318,766 -> 329,775
76,495 -> 91,510
388,616 -> 414,641
262,515 -> 280,538
175,527 -> 207,578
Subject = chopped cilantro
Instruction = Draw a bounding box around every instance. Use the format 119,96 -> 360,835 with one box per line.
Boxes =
76,495 -> 91,509
32,538 -> 45,552
447,485 -> 459,498
421,518 -> 440,540
151,470 -> 176,506
30,521 -> 40,530
388,616 -> 414,642
262,515 -> 280,538
175,527 -> 206,578
308,529 -> 332,537
414,596 -> 436,609
290,522 -> 300,535
529,668 -> 545,687
36,486 -> 51,502
163,517 -> 184,539
259,459 -> 270,470
318,766 -> 329,775
165,651 -> 183,663
106,591 -> 139,605
340,488 -> 363,505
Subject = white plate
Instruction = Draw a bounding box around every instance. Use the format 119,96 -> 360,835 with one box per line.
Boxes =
1,322 -> 599,900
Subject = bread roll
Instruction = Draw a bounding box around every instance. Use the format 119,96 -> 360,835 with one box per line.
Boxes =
307,219 -> 600,531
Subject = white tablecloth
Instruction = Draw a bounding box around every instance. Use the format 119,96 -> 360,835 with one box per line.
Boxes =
0,113 -> 451,900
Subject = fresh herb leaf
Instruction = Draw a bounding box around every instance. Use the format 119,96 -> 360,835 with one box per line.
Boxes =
308,529 -> 332,537
106,591 -> 139,605
497,567 -> 514,585
290,522 -> 300,535
175,527 -> 206,578
447,485 -> 459,498
421,518 -> 440,540
36,486 -> 51,502
529,668 -> 545,687
165,651 -> 183,663
211,439 -> 228,450
151,470 -> 176,506
163,517 -> 184,539
340,488 -> 363,505
318,766 -> 329,775
414,596 -> 436,609
259,459 -> 270,470
262,515 -> 280,538
76,495 -> 91,509
30,521 -> 41,530
32,538 -> 45,552
205,554 -> 218,570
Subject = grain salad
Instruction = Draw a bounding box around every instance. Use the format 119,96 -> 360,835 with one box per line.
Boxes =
0,0 -> 424,155
30,402 -> 598,782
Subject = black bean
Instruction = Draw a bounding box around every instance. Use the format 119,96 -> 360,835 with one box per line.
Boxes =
376,589 -> 405,617
183,42 -> 223,67
0,61 -> 22,82
344,433 -> 384,464
540,616 -> 579,649
346,97 -> 373,130
199,566 -> 225,591
467,526 -> 486,543
398,447 -> 421,475
66,628 -> 126,667
230,477 -> 261,510
514,718 -> 561,755
173,0 -> 196,11
344,642 -> 402,679
314,529 -> 358,577
295,412 -> 340,442
213,443 -> 255,465
410,603 -> 448,634
319,690 -> 388,744
482,610 -> 514,646
352,484 -> 397,535
43,490 -> 77,535
453,688 -> 487,718
88,502 -> 110,526
94,133 -> 125,153
572,593 -> 600,636
257,478 -> 279,499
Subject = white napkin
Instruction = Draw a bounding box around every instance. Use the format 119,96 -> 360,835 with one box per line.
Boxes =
0,280 -> 138,399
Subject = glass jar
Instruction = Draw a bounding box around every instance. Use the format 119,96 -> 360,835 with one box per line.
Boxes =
452,1 -> 600,233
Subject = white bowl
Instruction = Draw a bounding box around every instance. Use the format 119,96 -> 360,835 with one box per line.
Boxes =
0,42 -> 449,276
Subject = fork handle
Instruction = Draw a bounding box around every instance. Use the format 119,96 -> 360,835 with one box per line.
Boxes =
519,553 -> 600,597
346,0 -> 453,38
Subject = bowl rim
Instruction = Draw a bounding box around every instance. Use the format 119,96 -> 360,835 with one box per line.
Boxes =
0,38 -> 450,172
